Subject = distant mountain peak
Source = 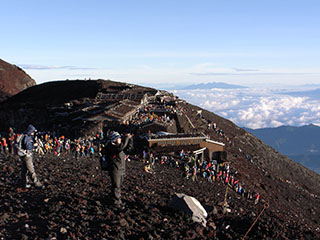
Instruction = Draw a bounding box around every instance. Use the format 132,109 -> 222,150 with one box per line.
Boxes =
177,82 -> 247,90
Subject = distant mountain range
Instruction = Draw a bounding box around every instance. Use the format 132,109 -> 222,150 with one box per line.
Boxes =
170,82 -> 248,90
283,88 -> 320,100
244,124 -> 320,174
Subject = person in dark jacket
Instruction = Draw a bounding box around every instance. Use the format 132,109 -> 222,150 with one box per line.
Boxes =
19,124 -> 43,189
103,131 -> 133,208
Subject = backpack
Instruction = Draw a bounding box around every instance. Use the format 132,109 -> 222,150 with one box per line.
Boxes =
100,155 -> 110,171
15,134 -> 27,157
100,145 -> 117,171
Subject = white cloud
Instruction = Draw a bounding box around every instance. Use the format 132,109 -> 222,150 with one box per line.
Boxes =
174,87 -> 320,129
19,64 -> 97,70
270,120 -> 284,128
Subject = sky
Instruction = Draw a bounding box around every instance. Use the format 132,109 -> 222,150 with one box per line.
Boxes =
1,1 -> 320,128
1,0 -> 320,88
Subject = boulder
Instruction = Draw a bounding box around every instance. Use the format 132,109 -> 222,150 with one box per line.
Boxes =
169,193 -> 207,227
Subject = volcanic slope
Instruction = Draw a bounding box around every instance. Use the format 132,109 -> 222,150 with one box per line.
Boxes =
0,79 -> 157,135
0,79 -> 319,239
1,152 -> 319,240
180,103 -> 320,232
0,59 -> 36,102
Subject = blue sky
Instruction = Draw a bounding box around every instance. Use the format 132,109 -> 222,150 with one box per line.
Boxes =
1,0 -> 320,87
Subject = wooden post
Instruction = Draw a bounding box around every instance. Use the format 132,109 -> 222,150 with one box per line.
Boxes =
224,185 -> 229,206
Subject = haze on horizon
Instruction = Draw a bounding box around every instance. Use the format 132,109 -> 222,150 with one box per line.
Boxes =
1,0 -> 320,127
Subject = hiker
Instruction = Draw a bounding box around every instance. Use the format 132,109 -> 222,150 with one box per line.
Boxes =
34,136 -> 45,155
74,140 -> 81,159
55,137 -> 63,156
8,127 -> 16,155
80,143 -> 86,157
89,144 -> 95,158
1,137 -> 8,155
191,165 -> 197,181
255,193 -> 260,204
184,163 -> 190,179
145,163 -> 152,173
103,131 -> 133,208
65,139 -> 71,153
18,125 -> 43,189
149,151 -> 155,169
142,150 -> 148,163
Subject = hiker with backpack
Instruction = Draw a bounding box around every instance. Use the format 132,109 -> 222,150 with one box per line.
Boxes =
17,125 -> 43,189
101,131 -> 133,209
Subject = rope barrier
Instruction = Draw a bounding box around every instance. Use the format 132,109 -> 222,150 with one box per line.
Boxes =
241,202 -> 269,240
185,115 -> 195,129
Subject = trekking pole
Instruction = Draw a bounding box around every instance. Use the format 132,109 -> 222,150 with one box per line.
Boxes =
241,202 -> 269,240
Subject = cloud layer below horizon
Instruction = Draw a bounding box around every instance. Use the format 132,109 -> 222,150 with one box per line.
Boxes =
173,88 -> 320,129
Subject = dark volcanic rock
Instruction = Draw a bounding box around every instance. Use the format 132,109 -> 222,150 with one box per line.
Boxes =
1,145 -> 320,239
0,59 -> 36,102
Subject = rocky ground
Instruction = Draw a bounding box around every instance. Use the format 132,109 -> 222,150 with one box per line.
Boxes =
1,152 -> 319,240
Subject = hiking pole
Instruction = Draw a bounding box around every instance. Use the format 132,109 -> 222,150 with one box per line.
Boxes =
241,202 -> 269,240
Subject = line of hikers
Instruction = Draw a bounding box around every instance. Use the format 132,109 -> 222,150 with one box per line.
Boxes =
141,150 -> 260,205
207,121 -> 258,168
0,128 -> 106,159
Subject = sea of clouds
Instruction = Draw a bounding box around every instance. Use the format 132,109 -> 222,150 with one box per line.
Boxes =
173,88 -> 320,129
